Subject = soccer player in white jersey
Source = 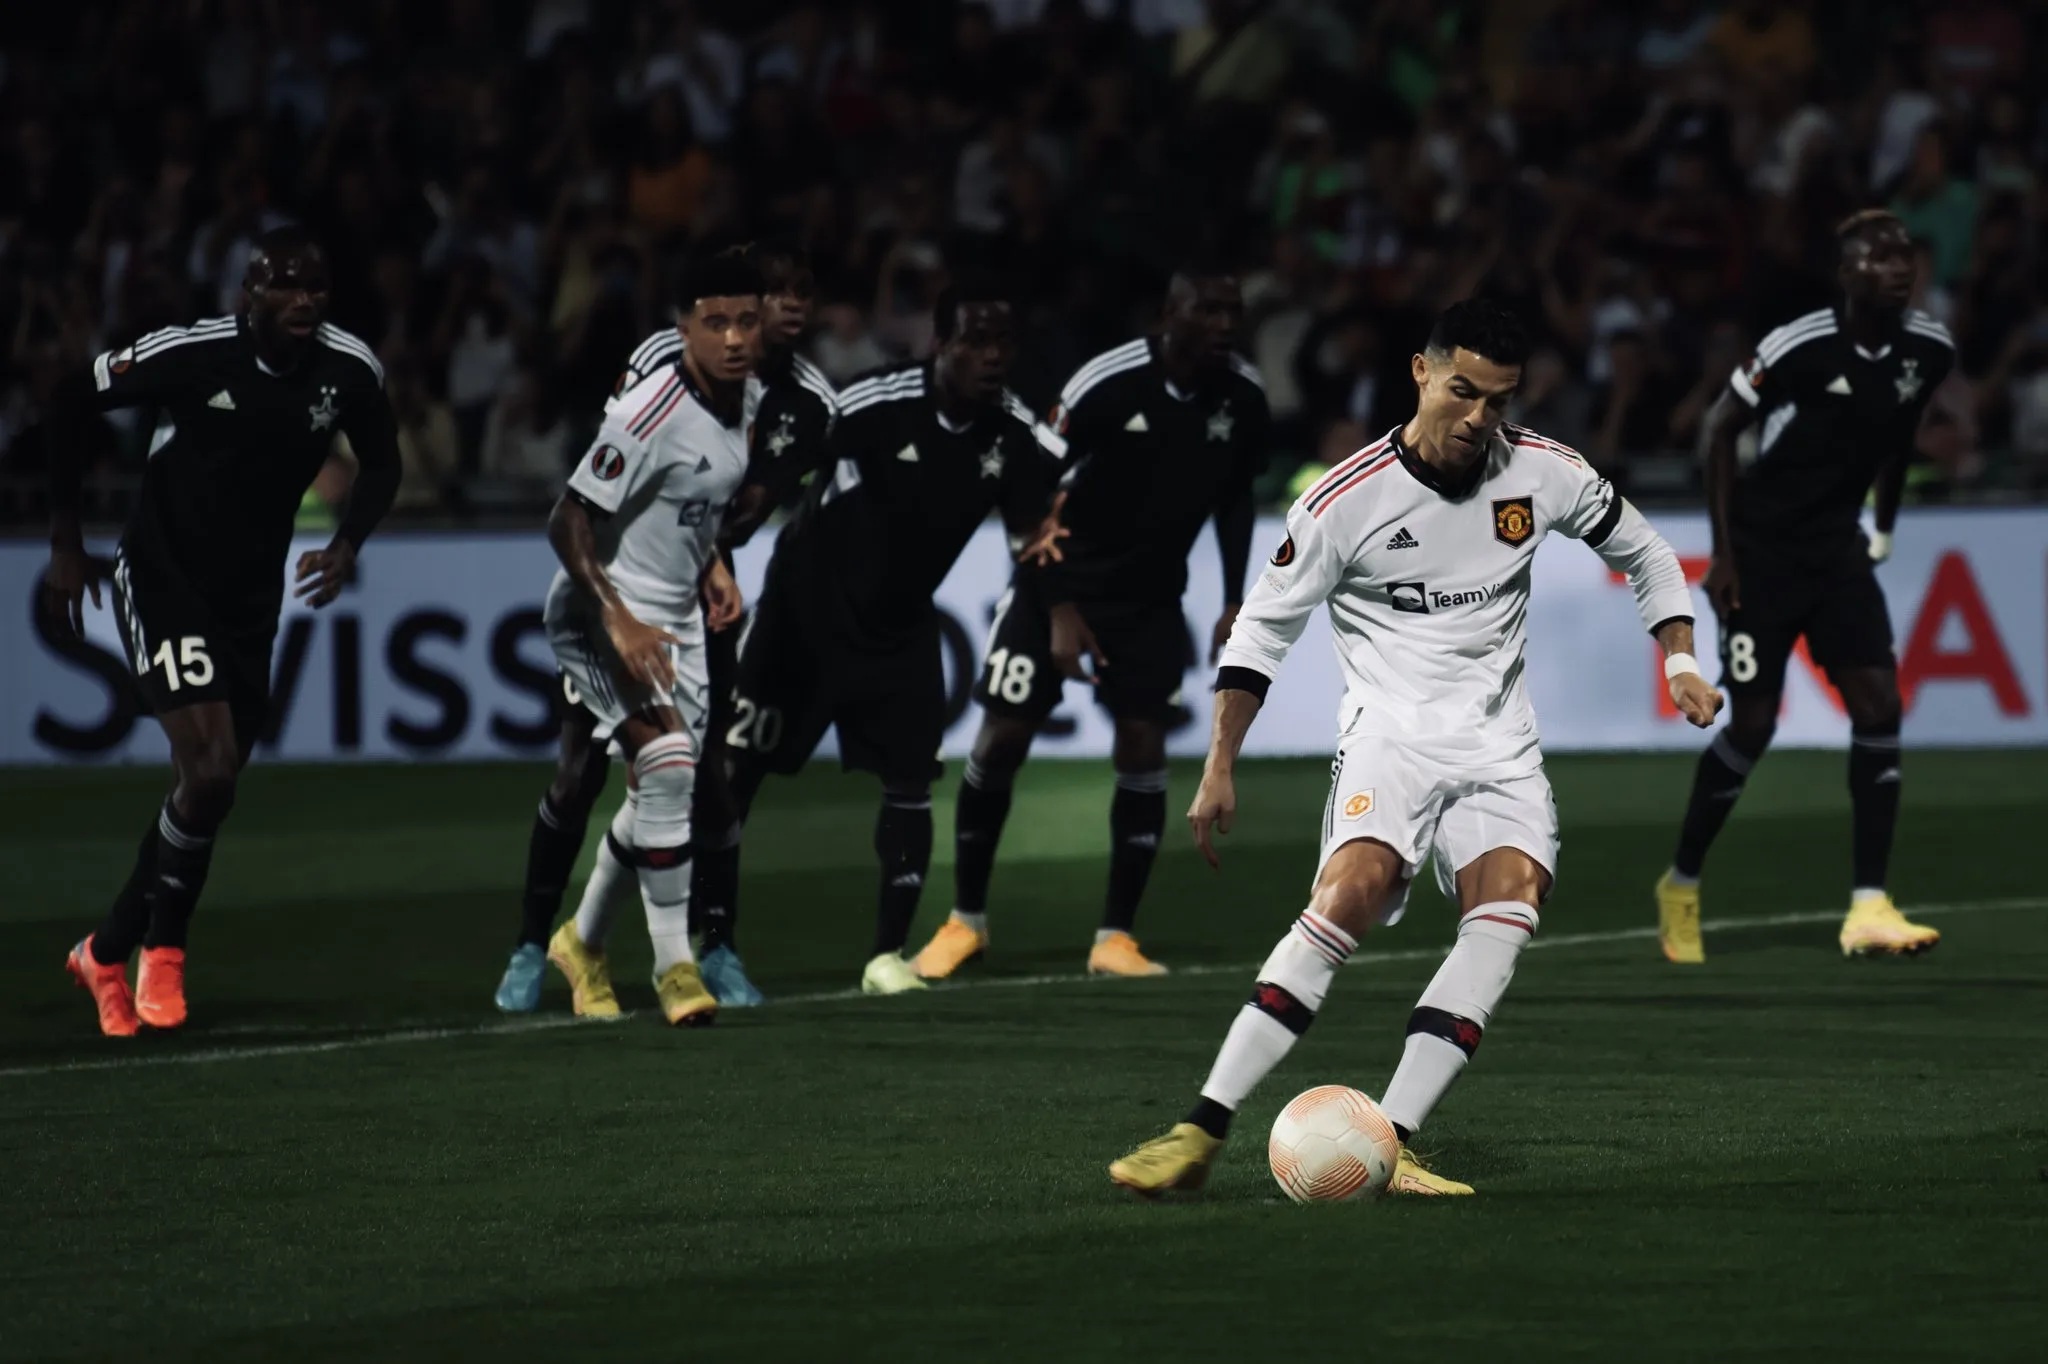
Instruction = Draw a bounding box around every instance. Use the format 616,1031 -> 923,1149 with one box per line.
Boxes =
539,255 -> 762,1027
1108,299 -> 1724,1196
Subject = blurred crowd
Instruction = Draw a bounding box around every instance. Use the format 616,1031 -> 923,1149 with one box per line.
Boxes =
4,0 -> 2048,528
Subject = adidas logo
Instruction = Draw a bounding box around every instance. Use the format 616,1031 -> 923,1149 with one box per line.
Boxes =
1386,527 -> 1420,550
1876,767 -> 1901,784
1124,412 -> 1150,433
890,871 -> 924,887
1826,375 -> 1853,396
696,456 -> 711,472
207,390 -> 236,411
896,444 -> 919,462
1126,833 -> 1159,850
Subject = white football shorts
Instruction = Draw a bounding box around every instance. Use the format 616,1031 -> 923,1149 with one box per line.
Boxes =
545,577 -> 710,750
1314,731 -> 1559,924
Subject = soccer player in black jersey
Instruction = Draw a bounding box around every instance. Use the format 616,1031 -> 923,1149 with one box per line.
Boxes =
1656,210 -> 1955,962
725,276 -> 1054,995
43,227 -> 399,1036
911,268 -> 1269,981
493,243 -> 833,1012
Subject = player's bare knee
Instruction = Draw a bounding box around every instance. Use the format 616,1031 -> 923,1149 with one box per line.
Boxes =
1309,841 -> 1404,937
1724,700 -> 1778,757
969,716 -> 1033,781
176,744 -> 241,826
1111,719 -> 1167,776
1458,848 -> 1549,912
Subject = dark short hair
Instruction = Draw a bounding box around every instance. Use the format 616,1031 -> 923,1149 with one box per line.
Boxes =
1425,298 -> 1533,368
251,224 -> 322,263
719,239 -> 812,295
934,270 -> 1011,341
1836,207 -> 1905,247
673,254 -> 763,313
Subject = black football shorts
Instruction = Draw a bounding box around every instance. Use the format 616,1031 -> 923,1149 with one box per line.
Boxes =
974,571 -> 1192,725
1718,550 -> 1895,700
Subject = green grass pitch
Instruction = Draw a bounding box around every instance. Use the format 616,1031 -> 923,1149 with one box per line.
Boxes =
2,750 -> 2045,1362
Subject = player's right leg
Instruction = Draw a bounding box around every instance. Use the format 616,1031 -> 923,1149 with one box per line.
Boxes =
914,580 -> 1060,978
614,709 -> 717,1027
912,714 -> 1035,979
1108,838 -> 1408,1196
75,566 -> 248,1035
1110,739 -> 1435,1195
496,689 -> 609,1012
1659,592 -> 1797,963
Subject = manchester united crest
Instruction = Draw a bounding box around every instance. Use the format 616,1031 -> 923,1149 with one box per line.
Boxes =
1493,496 -> 1534,546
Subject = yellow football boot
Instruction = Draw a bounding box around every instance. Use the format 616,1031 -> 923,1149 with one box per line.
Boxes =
911,916 -> 989,980
1839,893 -> 1940,957
546,922 -> 621,1017
654,961 -> 718,1027
1087,931 -> 1168,977
1109,1122 -> 1223,1197
1391,1147 -> 1474,1196
1656,870 -> 1705,964
860,952 -> 930,996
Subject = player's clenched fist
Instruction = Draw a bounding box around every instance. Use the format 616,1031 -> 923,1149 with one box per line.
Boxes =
603,604 -> 681,692
1669,672 -> 1724,728
1187,768 -> 1237,869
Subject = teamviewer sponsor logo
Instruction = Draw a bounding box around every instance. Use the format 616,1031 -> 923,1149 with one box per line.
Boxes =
1389,581 -> 1429,614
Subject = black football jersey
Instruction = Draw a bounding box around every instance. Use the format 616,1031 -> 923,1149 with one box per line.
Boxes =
88,316 -> 398,615
1037,338 -> 1269,604
799,361 -> 1049,647
1727,306 -> 1954,564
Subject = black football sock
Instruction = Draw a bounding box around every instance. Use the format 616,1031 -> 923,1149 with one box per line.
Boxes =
1671,732 -> 1762,878
1186,1096 -> 1234,1140
952,757 -> 1015,918
871,791 -> 934,956
90,823 -> 160,965
691,825 -> 742,952
1103,769 -> 1168,932
694,757 -> 764,952
1848,725 -> 1902,891
141,800 -> 216,951
517,794 -> 589,949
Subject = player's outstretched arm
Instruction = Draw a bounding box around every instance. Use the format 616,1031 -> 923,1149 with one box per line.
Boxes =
547,493 -> 679,691
1190,685 -> 1261,869
1574,491 -> 1723,729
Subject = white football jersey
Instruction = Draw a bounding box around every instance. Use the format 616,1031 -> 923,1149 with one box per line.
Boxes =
555,363 -> 761,620
1220,423 -> 1694,775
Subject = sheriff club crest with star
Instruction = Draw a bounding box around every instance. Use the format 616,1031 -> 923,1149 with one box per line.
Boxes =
309,385 -> 340,432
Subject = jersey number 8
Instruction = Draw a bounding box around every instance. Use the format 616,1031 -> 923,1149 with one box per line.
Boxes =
985,648 -> 1037,705
144,636 -> 214,691
1724,631 -> 1757,683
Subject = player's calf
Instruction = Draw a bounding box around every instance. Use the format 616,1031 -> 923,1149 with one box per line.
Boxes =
629,731 -> 699,980
1379,901 -> 1539,1142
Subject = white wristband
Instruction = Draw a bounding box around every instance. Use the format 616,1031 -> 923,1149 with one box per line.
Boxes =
1868,530 -> 1893,563
1664,652 -> 1701,681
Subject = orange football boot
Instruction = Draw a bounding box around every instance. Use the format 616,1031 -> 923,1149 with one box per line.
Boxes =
66,936 -> 140,1038
136,947 -> 189,1029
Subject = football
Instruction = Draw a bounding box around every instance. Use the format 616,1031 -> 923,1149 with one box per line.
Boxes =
1268,1085 -> 1401,1203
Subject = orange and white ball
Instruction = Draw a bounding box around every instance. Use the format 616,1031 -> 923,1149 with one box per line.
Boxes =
1268,1085 -> 1401,1202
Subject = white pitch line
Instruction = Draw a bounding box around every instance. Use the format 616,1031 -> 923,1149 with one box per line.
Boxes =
3,896 -> 2041,1081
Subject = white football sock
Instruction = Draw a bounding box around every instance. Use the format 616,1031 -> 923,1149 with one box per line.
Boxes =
633,734 -> 698,975
1379,901 -> 1538,1136
1198,910 -> 1356,1110
571,797 -> 637,950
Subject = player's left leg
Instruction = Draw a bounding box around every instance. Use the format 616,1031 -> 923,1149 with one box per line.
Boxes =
1371,769 -> 1558,1194
1811,562 -> 1936,956
689,618 -> 764,1004
614,708 -> 717,1026
1089,717 -> 1171,977
863,776 -> 936,996
1829,663 -> 1936,956
912,713 -> 1035,979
